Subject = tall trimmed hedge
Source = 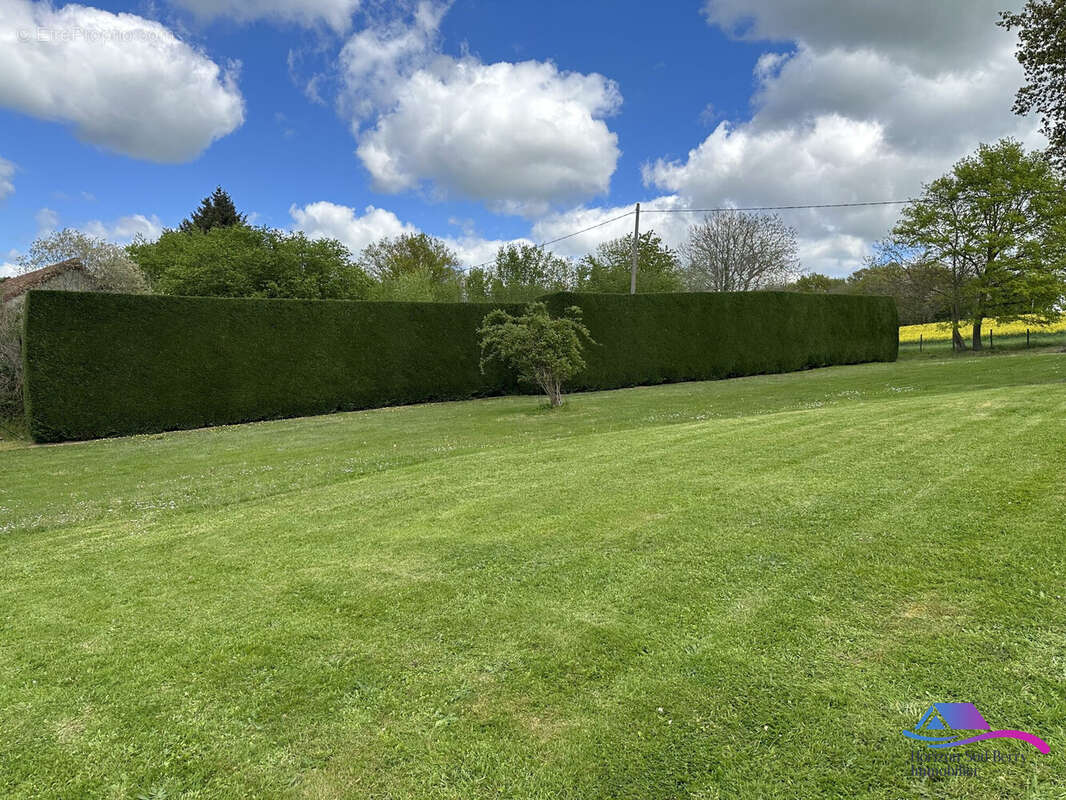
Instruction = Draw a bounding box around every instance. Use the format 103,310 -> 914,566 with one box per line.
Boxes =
22,292 -> 523,443
23,289 -> 896,442
542,291 -> 898,390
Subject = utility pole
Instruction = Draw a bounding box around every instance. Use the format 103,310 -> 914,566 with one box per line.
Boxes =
629,202 -> 640,294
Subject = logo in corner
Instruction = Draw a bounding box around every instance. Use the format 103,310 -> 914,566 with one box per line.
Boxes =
902,702 -> 1049,753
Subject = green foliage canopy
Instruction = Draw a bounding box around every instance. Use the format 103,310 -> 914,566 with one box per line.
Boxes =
1000,2 -> 1066,169
357,232 -> 465,302
577,231 -> 683,293
786,273 -> 848,294
467,243 -> 574,302
368,267 -> 464,303
783,264 -> 951,326
845,261 -> 952,326
358,233 -> 461,283
128,226 -> 372,300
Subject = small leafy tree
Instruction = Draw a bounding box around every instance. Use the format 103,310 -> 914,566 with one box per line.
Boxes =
489,243 -> 574,301
465,244 -> 574,302
478,302 -> 595,408
464,267 -> 491,302
357,233 -> 465,301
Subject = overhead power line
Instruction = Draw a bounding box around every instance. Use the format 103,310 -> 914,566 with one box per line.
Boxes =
641,199 -> 913,213
641,188 -> 1066,215
538,210 -> 637,247
466,209 -> 636,271
464,189 -> 1066,272
468,199 -> 913,269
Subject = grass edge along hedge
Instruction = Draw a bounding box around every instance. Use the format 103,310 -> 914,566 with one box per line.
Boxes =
23,289 -> 897,442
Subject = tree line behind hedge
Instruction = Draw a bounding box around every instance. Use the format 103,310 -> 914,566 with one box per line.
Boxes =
121,187 -> 795,303
126,217 -> 697,303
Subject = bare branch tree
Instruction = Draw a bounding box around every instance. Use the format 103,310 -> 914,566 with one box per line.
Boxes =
680,211 -> 800,292
18,228 -> 149,294
0,304 -> 23,416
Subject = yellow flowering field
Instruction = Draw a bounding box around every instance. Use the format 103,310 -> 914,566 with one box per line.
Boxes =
899,315 -> 1066,343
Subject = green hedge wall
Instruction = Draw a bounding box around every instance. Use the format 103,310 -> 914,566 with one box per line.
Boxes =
23,289 -> 897,443
542,290 -> 898,391
23,291 -> 523,443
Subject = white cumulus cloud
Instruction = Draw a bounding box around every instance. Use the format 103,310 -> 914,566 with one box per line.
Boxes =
1,249 -> 20,277
444,234 -> 522,269
702,0 -> 1012,75
170,0 -> 361,31
340,2 -> 621,216
83,213 -> 165,243
637,1 -> 1042,274
0,0 -> 245,162
289,200 -> 523,268
289,201 -> 418,254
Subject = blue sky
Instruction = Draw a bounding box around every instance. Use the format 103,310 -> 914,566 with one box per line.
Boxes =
0,0 -> 1041,276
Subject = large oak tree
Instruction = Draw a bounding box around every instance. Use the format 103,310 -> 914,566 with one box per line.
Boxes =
891,139 -> 1066,350
1000,1 -> 1066,169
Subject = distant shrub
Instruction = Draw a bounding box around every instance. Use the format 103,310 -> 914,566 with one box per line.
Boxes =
478,302 -> 595,407
368,266 -> 464,303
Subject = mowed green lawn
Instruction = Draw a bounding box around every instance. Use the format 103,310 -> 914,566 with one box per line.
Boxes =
2,350 -> 1065,799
